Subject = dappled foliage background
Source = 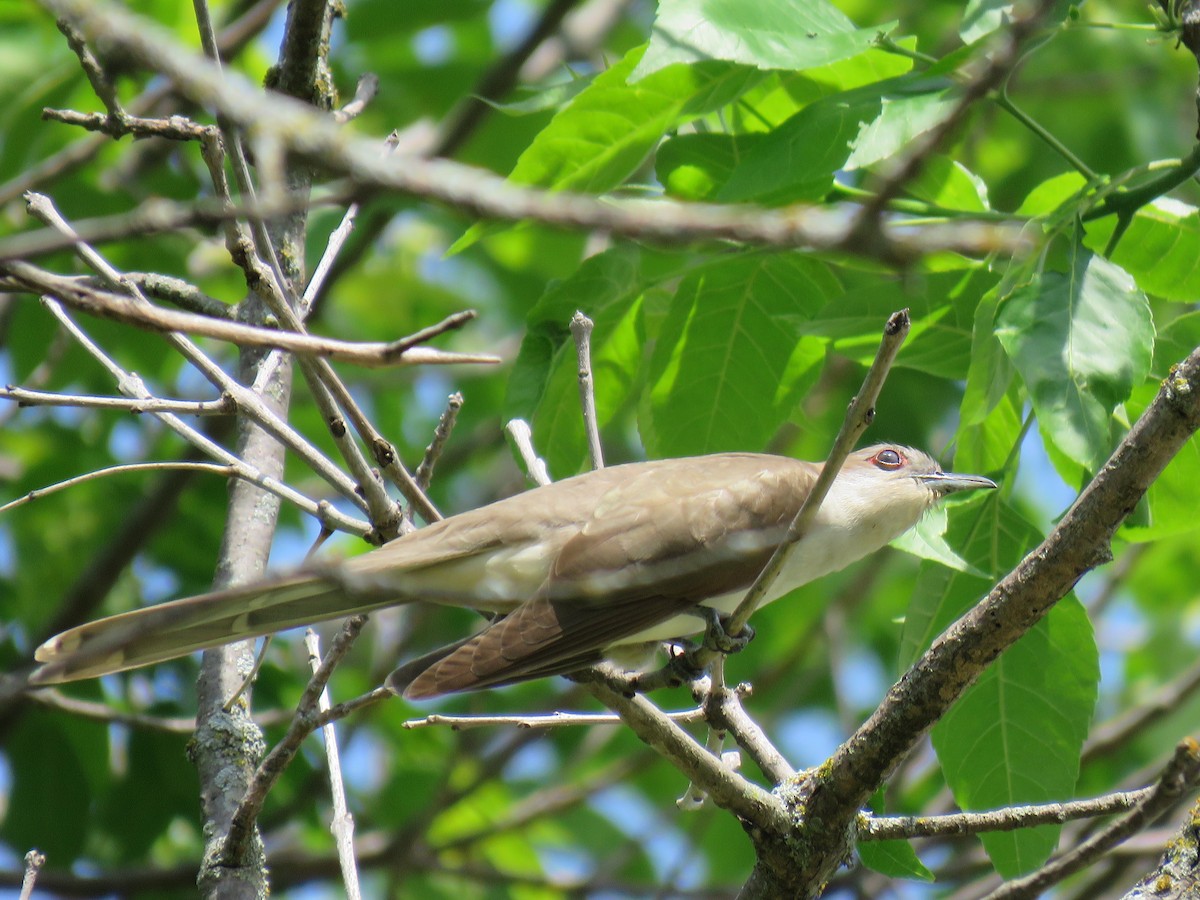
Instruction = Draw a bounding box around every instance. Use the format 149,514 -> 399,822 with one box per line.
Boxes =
2,0 -> 1200,896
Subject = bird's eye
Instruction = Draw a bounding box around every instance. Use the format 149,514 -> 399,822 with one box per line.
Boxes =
871,448 -> 905,470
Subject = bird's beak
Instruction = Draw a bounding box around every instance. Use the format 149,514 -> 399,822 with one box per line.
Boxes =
916,471 -> 998,496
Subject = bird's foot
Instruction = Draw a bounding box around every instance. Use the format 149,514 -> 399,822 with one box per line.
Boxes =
698,608 -> 755,656
629,612 -> 756,692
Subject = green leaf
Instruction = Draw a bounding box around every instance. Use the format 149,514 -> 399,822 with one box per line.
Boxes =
960,285 -> 1013,426
631,0 -> 888,81
785,41 -> 915,104
961,0 -> 1014,45
1120,380 -> 1200,541
719,76 -> 954,205
508,246 -> 691,476
483,75 -> 594,116
938,596 -> 1097,876
802,267 -> 987,380
995,247 -> 1153,471
892,505 -> 985,576
450,46 -> 758,253
858,788 -> 936,880
858,838 -> 936,881
956,387 -> 1024,475
2,712 -> 106,862
904,154 -> 990,211
641,253 -> 837,456
503,48 -> 746,192
904,500 -> 1098,878
1016,172 -> 1089,217
843,81 -> 957,170
655,132 -> 765,201
1084,199 -> 1200,302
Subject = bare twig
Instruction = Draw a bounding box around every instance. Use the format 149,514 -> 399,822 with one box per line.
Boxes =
403,705 -> 706,731
0,385 -> 234,416
222,615 -> 372,866
333,72 -> 379,124
54,16 -> 124,122
19,195 -> 373,518
292,129 -> 399,339
630,309 -> 911,696
0,461 -> 234,516
26,686 -> 291,733
125,272 -> 236,319
505,418 -> 552,486
704,679 -> 796,785
0,0 -> 276,208
35,0 -> 1028,264
414,392 -> 464,491
583,671 -> 789,833
982,739 -> 1200,900
4,263 -> 496,367
305,686 -> 392,731
863,788 -> 1155,841
42,108 -> 213,141
28,689 -> 198,733
570,310 -> 604,470
303,631 -> 362,900
0,183 -> 343,264
729,309 -> 910,636
18,850 -> 45,900
39,298 -> 368,536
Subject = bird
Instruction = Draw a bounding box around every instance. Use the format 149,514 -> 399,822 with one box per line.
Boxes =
28,445 -> 995,699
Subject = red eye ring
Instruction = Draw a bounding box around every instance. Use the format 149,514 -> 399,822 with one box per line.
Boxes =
871,448 -> 905,471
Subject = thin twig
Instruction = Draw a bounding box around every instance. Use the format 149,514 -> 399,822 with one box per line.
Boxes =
303,631 -> 362,900
727,309 -> 910,637
125,272 -> 236,319
0,185 -> 343,264
42,108 -> 213,141
28,689 -> 198,733
223,615 -> 372,865
4,261 -> 496,368
0,461 -> 234,516
582,670 -> 789,832
54,16 -> 124,122
863,788 -> 1154,840
981,739 -> 1200,900
40,299 -> 368,536
403,705 -> 707,731
20,196 -> 373,517
18,850 -> 45,900
505,418 -> 552,486
333,72 -> 379,125
26,686 -> 292,732
570,310 -> 604,469
0,385 -> 235,416
704,679 -> 796,785
1083,654 -> 1200,765
414,392 -> 464,492
305,686 -> 392,731
295,128 -> 398,337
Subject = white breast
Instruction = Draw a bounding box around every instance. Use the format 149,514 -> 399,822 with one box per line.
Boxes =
621,474 -> 930,646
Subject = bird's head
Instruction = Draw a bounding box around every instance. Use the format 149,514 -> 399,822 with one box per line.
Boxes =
827,444 -> 997,538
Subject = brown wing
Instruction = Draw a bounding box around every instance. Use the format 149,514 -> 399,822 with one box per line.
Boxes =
391,454 -> 818,698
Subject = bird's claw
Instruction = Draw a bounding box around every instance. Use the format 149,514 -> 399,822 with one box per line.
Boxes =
699,608 -> 755,655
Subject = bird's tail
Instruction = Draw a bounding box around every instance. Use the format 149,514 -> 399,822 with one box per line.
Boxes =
29,573 -> 402,685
